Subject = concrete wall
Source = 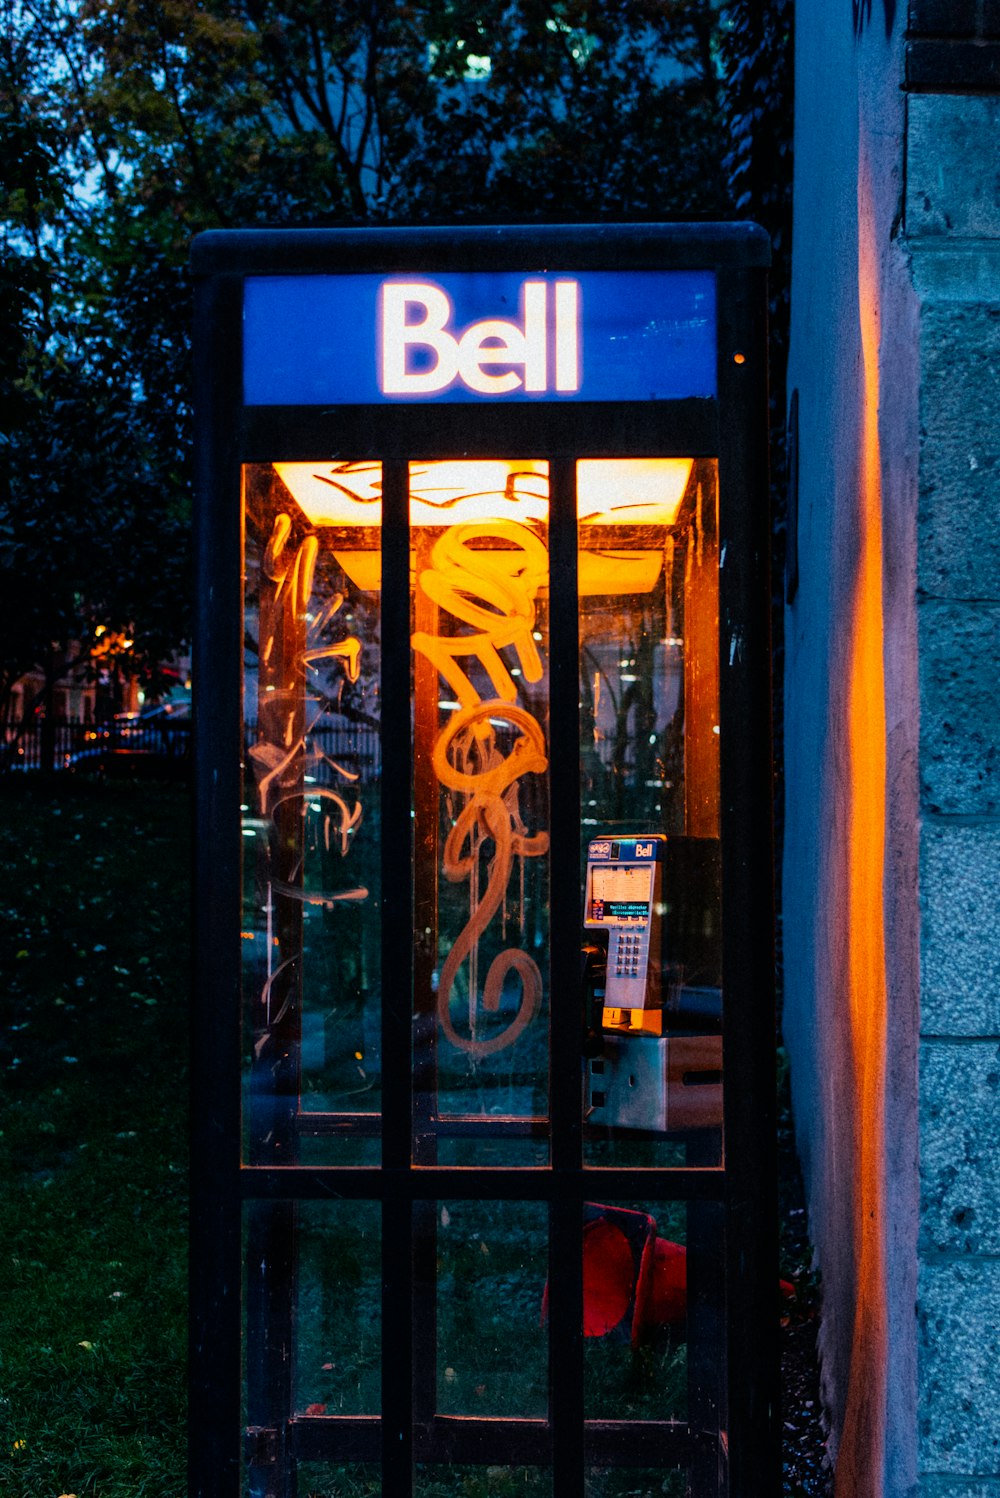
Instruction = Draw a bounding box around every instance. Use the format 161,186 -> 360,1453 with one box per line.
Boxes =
787,7 -> 944,1498
787,0 -> 1000,1487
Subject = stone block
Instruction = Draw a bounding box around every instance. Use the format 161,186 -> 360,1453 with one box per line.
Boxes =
908,96 -> 1000,239
920,821 -> 1000,1035
920,1040 -> 1000,1254
911,242 -> 1000,304
918,599 -> 1000,814
908,0 -> 978,32
917,304 -> 1000,601
920,1480 -> 1000,1496
918,1259 -> 1000,1472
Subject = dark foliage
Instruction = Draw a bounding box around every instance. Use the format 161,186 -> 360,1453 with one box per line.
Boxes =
1,0 -> 773,727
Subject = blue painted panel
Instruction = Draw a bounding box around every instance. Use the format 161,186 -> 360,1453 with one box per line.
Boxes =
243,270 -> 716,405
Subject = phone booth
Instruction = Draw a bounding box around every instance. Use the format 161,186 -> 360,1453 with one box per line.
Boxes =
191,224 -> 777,1498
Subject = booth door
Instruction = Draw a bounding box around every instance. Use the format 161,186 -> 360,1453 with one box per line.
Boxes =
239,457 -> 726,1498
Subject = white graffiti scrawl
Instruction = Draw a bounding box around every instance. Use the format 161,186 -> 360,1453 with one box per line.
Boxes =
250,510 -> 368,906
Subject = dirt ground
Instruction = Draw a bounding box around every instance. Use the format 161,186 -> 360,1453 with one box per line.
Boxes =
778,1049 -> 834,1496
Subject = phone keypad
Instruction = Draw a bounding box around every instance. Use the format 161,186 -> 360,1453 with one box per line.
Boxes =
612,929 -> 646,981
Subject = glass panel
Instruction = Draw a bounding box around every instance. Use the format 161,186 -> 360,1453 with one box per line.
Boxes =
416,1467 -> 551,1497
434,1199 -> 547,1417
242,462 -> 383,1165
581,1202 -> 687,1421
298,1466 -> 381,1498
582,1197 -> 726,1480
295,1201 -> 381,1415
243,1201 -> 381,1491
435,1135 -> 546,1167
579,460 -> 722,1169
584,1469 -> 688,1497
410,462 -> 550,1165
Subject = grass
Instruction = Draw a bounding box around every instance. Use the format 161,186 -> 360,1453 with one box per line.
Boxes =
298,1465 -> 688,1497
0,775 -> 828,1497
0,777 -> 189,1498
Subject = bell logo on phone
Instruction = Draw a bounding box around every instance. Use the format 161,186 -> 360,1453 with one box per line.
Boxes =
380,279 -> 580,397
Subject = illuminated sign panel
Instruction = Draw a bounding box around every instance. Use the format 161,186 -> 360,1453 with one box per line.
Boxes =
380,280 -> 580,396
243,270 -> 715,405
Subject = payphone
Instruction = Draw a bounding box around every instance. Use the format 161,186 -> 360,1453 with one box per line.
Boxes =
191,222 -> 778,1498
583,835 -> 723,1134
585,835 -> 666,1030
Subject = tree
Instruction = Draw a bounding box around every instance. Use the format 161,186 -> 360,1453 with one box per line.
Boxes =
2,0 -> 789,726
1,2 -> 192,722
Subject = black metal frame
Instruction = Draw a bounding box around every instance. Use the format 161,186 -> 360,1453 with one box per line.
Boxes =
190,223 -> 777,1498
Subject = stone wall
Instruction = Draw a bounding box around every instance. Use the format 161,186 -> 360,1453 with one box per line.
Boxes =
907,93 -> 1000,1497
785,9 -> 1000,1498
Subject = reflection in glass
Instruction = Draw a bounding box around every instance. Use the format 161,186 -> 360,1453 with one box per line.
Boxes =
295,1201 -> 381,1415
435,1199 -> 547,1417
410,462 -> 550,1163
297,1465 -> 381,1497
578,460 -> 723,1168
582,1196 -> 726,1490
584,1469 -> 687,1498
416,1467 -> 551,1498
243,1200 -> 380,1491
242,463 -> 383,1166
581,1201 -> 687,1421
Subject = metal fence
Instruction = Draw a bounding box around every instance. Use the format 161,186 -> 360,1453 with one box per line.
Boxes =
0,718 -> 193,774
243,722 -> 382,782
0,718 -> 383,778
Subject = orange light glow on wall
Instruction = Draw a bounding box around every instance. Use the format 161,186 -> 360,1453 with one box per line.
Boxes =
833,158 -> 889,1498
